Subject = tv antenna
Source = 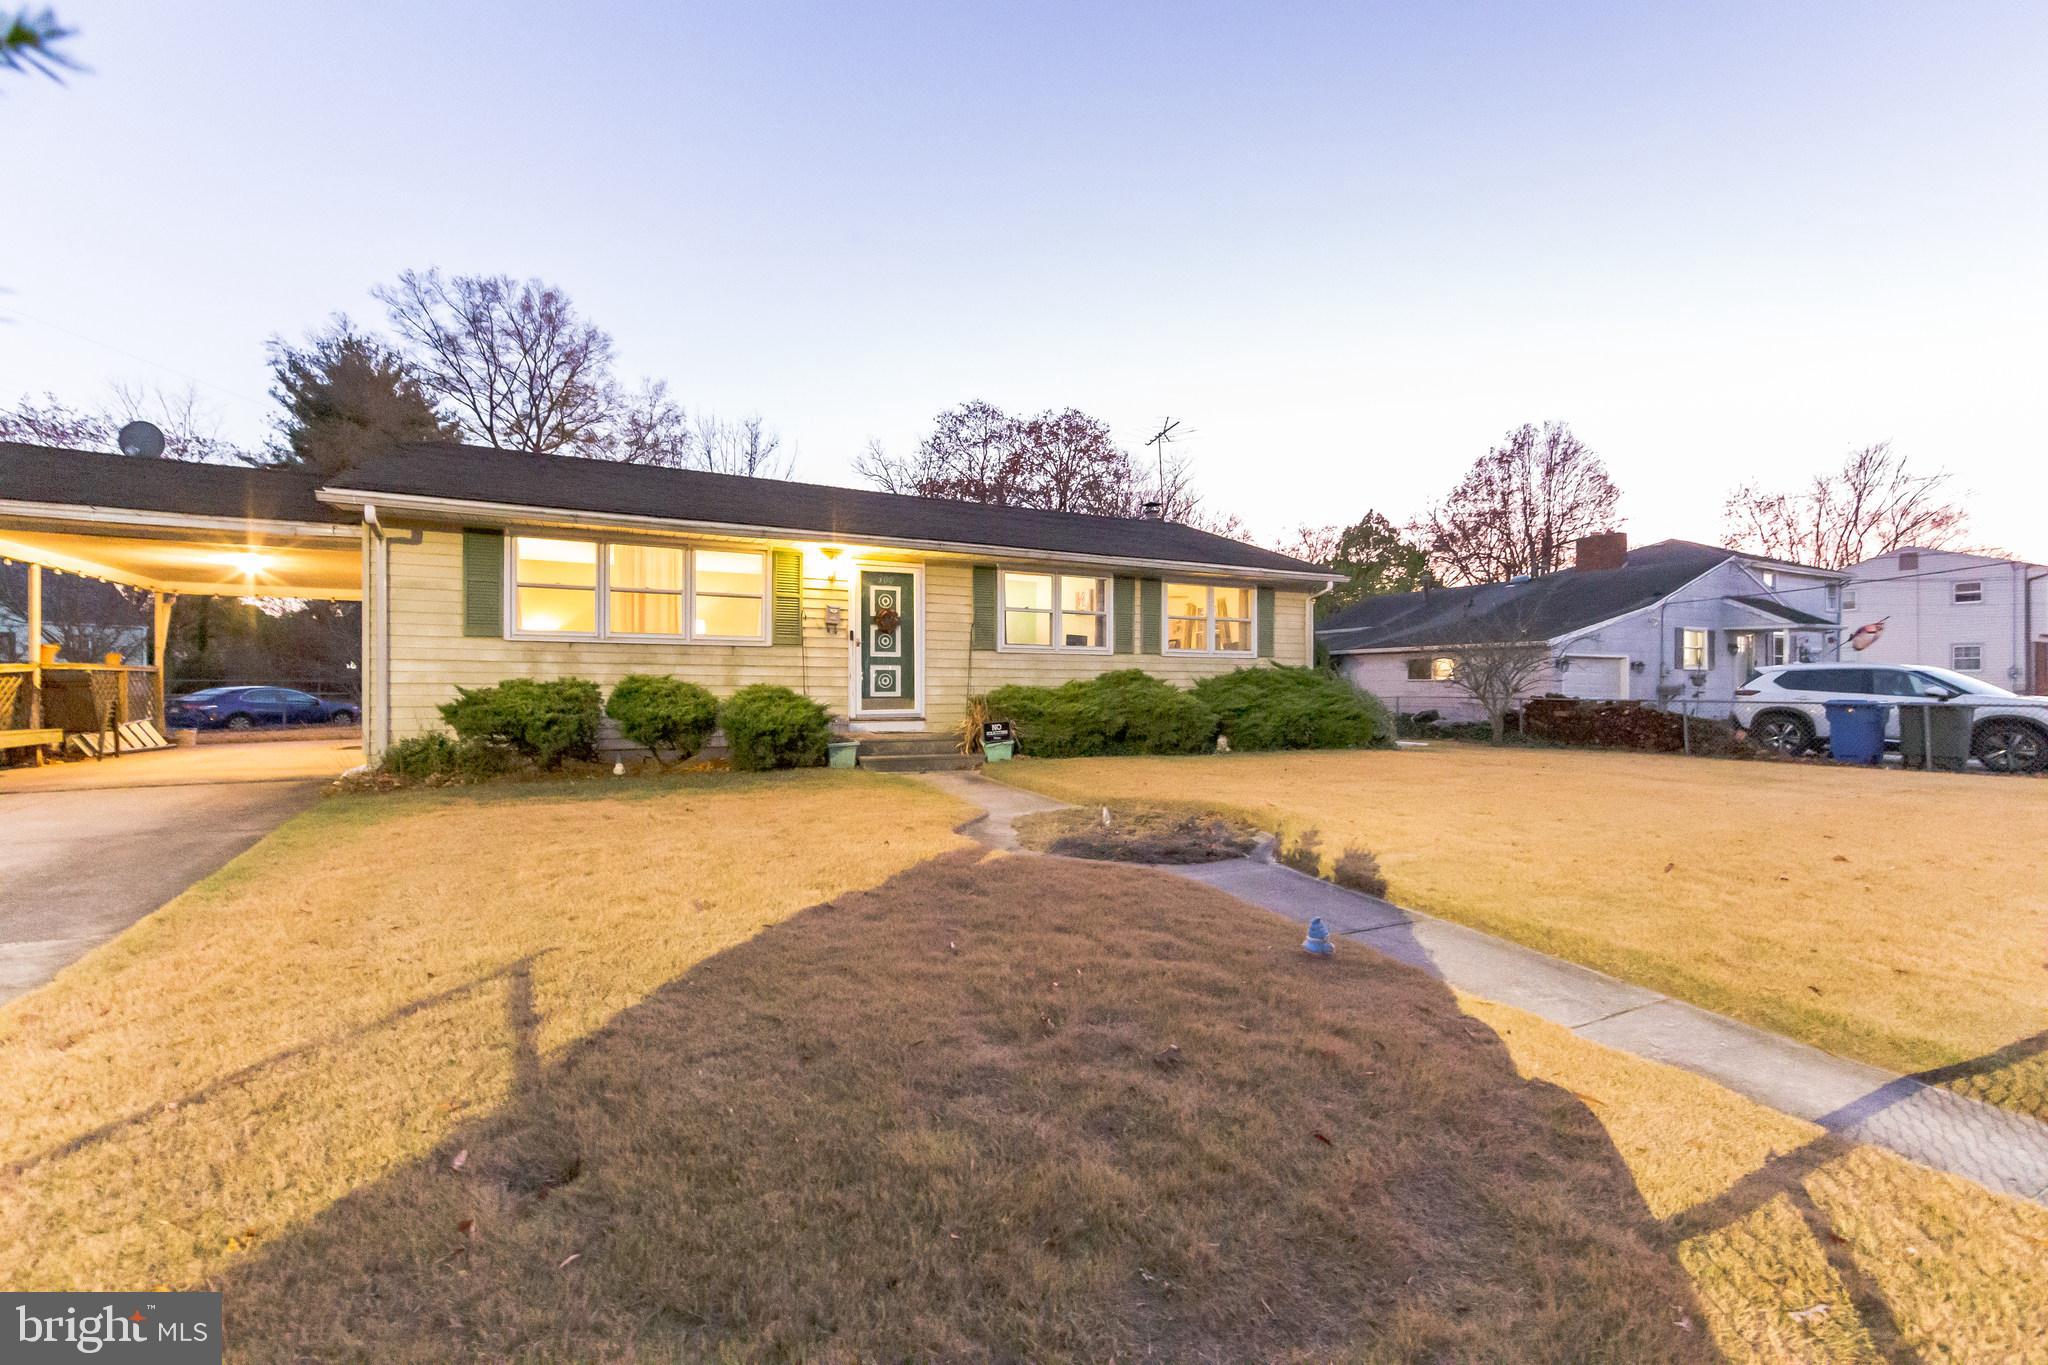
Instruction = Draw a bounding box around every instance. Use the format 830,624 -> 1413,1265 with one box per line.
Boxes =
117,420 -> 166,459
1144,418 -> 1181,514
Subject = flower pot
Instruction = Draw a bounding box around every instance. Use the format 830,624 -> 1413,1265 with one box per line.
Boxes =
37,643 -> 60,665
103,651 -> 125,666
827,740 -> 859,769
982,740 -> 1015,763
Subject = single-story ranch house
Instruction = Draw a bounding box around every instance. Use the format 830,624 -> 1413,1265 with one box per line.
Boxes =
1318,534 -> 1846,719
0,441 -> 1333,759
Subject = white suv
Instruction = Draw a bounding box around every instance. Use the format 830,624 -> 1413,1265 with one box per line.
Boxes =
1732,664 -> 2048,773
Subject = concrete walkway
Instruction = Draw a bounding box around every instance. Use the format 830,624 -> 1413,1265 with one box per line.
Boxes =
916,770 -> 2048,1205
0,778 -> 323,1005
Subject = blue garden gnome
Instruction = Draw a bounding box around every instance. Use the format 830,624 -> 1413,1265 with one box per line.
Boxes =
1302,917 -> 1334,957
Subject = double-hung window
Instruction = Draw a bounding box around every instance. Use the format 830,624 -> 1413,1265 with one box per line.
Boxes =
1164,582 -> 1255,655
1405,656 -> 1455,682
1952,643 -> 1984,672
510,535 -> 767,643
513,537 -> 600,636
1001,570 -> 1109,650
1679,628 -> 1710,671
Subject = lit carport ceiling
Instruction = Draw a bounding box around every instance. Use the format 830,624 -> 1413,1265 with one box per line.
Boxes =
0,526 -> 361,599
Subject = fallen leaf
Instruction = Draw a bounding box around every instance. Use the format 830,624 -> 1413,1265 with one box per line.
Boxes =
1826,1231 -> 1849,1246
1832,854 -> 1849,862
557,1252 -> 581,1270
450,1148 -> 468,1172
1789,1303 -> 1830,1323
1807,985 -> 1822,995
1152,1044 -> 1184,1070
1312,1131 -> 1333,1146
1570,1090 -> 1607,1109
457,1218 -> 475,1238
1663,862 -> 1675,874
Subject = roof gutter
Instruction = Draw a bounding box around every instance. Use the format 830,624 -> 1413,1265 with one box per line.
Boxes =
0,497 -> 355,541
314,487 -> 1338,587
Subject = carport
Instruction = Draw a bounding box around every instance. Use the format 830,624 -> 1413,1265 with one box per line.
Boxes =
0,443 -> 363,762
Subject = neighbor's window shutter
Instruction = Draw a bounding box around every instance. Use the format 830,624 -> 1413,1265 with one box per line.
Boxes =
1704,630 -> 1716,665
1672,626 -> 1685,668
1113,577 -> 1136,653
462,528 -> 504,637
772,549 -> 803,645
971,565 -> 998,650
1139,579 -> 1162,655
1257,587 -> 1276,658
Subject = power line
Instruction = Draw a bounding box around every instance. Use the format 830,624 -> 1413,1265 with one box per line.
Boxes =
2,308 -> 270,412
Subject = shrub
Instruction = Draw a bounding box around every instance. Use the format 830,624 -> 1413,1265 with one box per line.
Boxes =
380,732 -> 458,780
606,675 -> 719,762
1278,826 -> 1324,877
1332,846 -> 1389,899
1192,666 -> 1383,751
439,678 -> 602,768
720,684 -> 831,770
985,670 -> 1217,758
377,732 -> 521,783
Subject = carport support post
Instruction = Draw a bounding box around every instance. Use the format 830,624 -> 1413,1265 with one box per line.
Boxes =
25,562 -> 41,728
151,591 -> 175,728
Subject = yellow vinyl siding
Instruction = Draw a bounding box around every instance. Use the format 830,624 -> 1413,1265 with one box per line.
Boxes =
922,562 -> 1314,728
369,523 -> 1319,749
379,526 -> 845,744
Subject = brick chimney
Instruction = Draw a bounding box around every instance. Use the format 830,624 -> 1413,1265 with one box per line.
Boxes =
1574,531 -> 1628,572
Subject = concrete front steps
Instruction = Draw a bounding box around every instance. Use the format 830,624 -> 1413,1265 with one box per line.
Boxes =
855,733 -> 980,773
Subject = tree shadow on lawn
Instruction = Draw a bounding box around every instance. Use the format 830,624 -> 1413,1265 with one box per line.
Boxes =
217,851 -> 1716,1363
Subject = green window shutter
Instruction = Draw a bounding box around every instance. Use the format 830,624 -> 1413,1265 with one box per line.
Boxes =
1257,586 -> 1276,658
971,565 -> 998,650
772,549 -> 802,645
1113,577 -> 1136,653
1138,579 -> 1162,655
462,528 -> 504,637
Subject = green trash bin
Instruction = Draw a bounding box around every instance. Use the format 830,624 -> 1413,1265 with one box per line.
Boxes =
1898,703 -> 1973,772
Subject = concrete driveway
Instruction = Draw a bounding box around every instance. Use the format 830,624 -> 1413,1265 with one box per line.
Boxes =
0,741 -> 354,1004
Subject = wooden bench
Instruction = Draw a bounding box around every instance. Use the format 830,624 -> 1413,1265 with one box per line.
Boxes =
0,727 -> 65,766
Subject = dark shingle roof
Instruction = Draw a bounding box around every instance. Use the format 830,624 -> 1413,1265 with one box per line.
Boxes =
325,442 -> 1327,577
1730,594 -> 1831,627
0,442 -> 340,524
1318,540 -> 1740,651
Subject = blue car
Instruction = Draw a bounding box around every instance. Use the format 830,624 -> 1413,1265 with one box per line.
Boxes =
165,686 -> 358,731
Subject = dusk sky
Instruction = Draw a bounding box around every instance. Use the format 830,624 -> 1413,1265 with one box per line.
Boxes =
7,1 -> 2046,556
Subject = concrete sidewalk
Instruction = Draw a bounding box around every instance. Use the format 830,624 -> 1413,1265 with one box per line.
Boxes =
917,770 -> 2048,1205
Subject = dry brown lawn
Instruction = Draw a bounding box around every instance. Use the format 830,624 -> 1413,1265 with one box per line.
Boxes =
993,746 -> 2048,1117
0,771 -> 973,1296
1015,799 -> 1262,863
6,768 -> 2046,1360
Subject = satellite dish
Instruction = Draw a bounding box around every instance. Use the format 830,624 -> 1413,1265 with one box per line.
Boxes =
118,420 -> 166,459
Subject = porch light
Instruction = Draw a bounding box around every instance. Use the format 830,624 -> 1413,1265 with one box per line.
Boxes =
801,543 -> 845,585
218,549 -> 270,577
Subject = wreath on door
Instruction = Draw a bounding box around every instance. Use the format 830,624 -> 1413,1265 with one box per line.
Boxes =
872,604 -> 901,634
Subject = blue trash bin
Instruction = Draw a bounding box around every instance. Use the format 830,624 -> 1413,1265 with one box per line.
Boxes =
1824,700 -> 1888,765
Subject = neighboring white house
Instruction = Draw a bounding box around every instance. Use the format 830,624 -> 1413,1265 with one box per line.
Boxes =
1318,534 -> 1845,722
1841,548 -> 2048,693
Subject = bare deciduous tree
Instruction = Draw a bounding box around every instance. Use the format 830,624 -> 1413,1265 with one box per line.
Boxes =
608,379 -> 693,467
375,269 -> 616,456
1,386 -> 245,463
855,400 -> 1024,504
1415,422 -> 1621,584
690,412 -> 791,478
1444,621 -> 1552,743
857,401 -> 1238,526
1721,442 -> 1970,569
